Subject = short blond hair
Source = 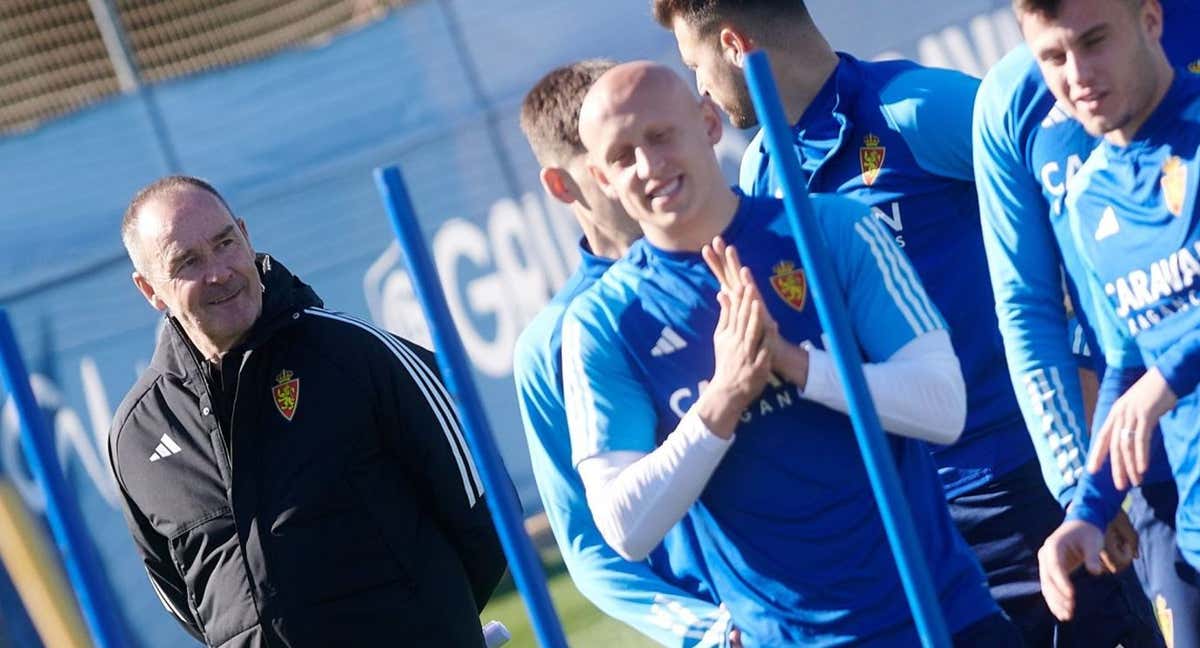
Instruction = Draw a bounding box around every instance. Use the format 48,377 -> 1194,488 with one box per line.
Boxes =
520,59 -> 616,167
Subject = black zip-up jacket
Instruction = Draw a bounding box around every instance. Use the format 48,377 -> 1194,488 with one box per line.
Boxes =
109,256 -> 507,647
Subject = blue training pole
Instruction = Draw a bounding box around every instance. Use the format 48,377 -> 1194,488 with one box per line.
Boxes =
744,51 -> 951,647
374,167 -> 569,648
0,309 -> 128,648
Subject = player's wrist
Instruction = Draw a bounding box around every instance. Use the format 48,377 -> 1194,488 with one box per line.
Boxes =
695,384 -> 748,439
772,339 -> 809,389
1140,367 -> 1178,417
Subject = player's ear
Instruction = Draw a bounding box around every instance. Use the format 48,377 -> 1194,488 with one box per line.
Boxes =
539,167 -> 581,205
719,25 -> 754,68
236,217 -> 250,243
235,217 -> 254,251
133,271 -> 167,312
700,96 -> 724,146
1141,0 -> 1164,41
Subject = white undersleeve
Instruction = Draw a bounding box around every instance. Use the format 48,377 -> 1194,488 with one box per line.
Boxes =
801,329 -> 965,444
577,410 -> 732,561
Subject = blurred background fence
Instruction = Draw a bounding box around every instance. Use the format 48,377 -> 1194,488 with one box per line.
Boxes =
0,1 -> 1016,644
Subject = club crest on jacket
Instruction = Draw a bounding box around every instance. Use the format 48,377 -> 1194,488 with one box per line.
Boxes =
860,133 -> 886,186
272,369 -> 299,421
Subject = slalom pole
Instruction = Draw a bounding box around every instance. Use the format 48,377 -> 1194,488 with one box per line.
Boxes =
374,167 -> 569,648
743,51 -> 951,647
0,309 -> 129,648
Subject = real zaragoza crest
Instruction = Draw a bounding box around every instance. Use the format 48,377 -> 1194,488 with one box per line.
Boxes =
770,261 -> 807,311
272,369 -> 299,421
860,133 -> 885,186
1161,155 -> 1187,217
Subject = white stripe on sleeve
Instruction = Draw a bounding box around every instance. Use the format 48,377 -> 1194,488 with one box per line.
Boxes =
561,316 -> 597,460
868,217 -> 940,328
1021,367 -> 1087,487
305,308 -> 483,506
861,217 -> 941,331
853,220 -> 928,335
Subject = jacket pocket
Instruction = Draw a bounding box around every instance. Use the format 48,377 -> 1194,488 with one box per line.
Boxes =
169,508 -> 260,646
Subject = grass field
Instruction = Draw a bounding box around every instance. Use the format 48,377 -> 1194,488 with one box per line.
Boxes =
479,544 -> 658,648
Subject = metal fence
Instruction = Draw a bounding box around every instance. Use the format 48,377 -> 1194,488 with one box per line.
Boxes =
0,0 -> 407,133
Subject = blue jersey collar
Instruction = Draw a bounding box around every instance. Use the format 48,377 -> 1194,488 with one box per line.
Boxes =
578,237 -> 617,277
753,53 -> 860,184
756,53 -> 864,146
794,56 -> 845,132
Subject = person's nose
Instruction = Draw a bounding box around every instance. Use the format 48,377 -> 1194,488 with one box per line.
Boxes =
635,146 -> 663,180
205,259 -> 234,285
1065,51 -> 1098,96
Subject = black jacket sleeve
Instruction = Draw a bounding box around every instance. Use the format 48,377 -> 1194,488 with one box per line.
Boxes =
374,336 -> 510,610
110,460 -> 205,643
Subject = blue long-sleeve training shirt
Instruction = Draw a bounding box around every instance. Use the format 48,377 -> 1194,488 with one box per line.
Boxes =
972,13 -> 1200,509
1064,71 -> 1200,567
562,191 -> 996,647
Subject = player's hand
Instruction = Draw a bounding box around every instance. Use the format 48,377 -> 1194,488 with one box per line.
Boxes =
1086,368 -> 1176,490
1099,509 -> 1138,574
699,280 -> 772,437
702,238 -> 805,385
1038,519 -> 1105,621
701,236 -> 742,293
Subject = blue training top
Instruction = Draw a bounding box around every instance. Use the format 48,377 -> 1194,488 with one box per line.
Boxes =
1065,71 -> 1200,567
513,240 -> 732,647
972,0 -> 1200,509
562,190 -> 996,647
740,52 -> 1032,499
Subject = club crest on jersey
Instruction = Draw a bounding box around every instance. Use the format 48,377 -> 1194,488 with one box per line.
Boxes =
1189,59 -> 1200,74
860,133 -> 885,186
272,369 -> 299,421
770,261 -> 807,311
1162,156 -> 1187,217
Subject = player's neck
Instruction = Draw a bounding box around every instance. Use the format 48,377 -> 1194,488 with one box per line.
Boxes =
180,322 -> 239,366
1105,62 -> 1175,147
772,44 -> 839,126
580,225 -> 636,260
574,206 -> 639,260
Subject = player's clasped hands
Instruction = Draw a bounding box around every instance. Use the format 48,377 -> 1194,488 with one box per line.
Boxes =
703,237 -> 809,389
707,245 -> 773,416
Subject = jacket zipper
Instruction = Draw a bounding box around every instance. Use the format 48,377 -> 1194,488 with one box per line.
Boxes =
169,317 -> 232,468
228,349 -> 253,469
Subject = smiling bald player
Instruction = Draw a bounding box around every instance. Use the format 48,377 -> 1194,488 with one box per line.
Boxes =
561,61 -> 1017,647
